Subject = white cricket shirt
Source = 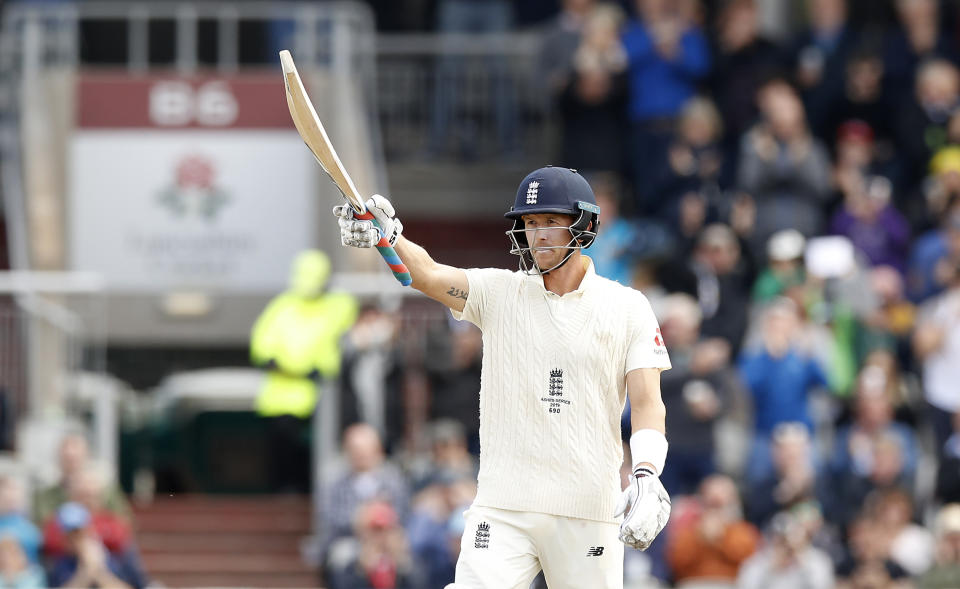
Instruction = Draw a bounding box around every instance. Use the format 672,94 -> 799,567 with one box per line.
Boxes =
451,257 -> 671,523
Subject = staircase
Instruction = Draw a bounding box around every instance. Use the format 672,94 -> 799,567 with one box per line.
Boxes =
133,495 -> 317,588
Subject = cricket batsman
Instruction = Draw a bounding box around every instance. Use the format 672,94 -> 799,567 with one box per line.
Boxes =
334,166 -> 671,588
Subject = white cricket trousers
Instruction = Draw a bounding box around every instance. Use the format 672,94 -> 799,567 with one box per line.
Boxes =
445,505 -> 624,589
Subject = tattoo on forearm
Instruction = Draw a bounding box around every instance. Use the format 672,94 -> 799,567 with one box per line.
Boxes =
447,286 -> 467,300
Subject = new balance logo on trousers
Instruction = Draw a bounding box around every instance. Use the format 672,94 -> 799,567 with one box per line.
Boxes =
586,546 -> 605,557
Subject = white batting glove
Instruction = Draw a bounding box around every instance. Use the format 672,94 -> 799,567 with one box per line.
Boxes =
614,466 -> 671,550
332,194 -> 403,249
365,194 -> 403,247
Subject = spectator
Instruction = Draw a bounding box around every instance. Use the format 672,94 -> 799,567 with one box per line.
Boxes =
33,433 -> 130,525
860,348 -> 921,423
0,535 -> 43,589
916,503 -> 960,588
830,173 -> 911,273
752,229 -> 807,303
823,54 -> 897,162
326,501 -> 423,589
870,488 -> 935,576
861,267 -> 917,357
834,431 -> 914,530
710,0 -> 783,167
913,264 -> 960,454
42,466 -> 132,559
935,410 -> 960,502
831,365 -> 920,485
667,474 -> 760,585
556,3 -> 629,174
657,293 -> 734,495
410,420 -> 478,491
46,503 -> 145,589
922,147 -> 960,230
0,478 -> 40,565
406,476 -> 476,588
833,119 -> 907,204
339,305 -> 404,447
622,0 -> 711,213
835,513 -> 912,587
737,77 -> 833,250
788,0 -> 860,140
745,424 -> 830,528
737,511 -> 835,589
894,59 -> 960,192
661,224 -> 752,354
319,423 -> 410,572
883,0 -> 960,108
739,299 -> 829,482
906,179 -> 960,301
650,97 -> 727,235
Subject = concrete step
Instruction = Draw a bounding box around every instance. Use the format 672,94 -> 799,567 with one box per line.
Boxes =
132,495 -> 311,516
134,511 -> 309,533
138,531 -> 303,554
143,552 -> 308,574
151,571 -> 319,588
133,494 -> 315,587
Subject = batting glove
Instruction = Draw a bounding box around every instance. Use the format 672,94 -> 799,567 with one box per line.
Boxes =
332,194 -> 403,249
614,466 -> 671,550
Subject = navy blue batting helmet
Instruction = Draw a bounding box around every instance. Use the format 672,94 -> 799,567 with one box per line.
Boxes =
504,167 -> 601,274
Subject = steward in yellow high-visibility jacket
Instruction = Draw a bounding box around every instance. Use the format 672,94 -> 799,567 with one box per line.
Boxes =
250,250 -> 359,419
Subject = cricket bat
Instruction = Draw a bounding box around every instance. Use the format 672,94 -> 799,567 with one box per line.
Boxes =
279,49 -> 412,286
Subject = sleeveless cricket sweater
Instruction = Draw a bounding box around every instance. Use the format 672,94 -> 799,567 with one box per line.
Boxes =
451,257 -> 671,523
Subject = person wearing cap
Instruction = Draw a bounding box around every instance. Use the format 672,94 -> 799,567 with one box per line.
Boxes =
752,229 -> 807,303
334,166 -> 671,588
46,502 -> 145,589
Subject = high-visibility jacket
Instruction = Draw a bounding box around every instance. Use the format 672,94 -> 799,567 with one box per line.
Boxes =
250,291 -> 358,417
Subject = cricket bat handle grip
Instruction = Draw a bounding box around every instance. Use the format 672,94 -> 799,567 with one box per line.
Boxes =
354,210 -> 413,286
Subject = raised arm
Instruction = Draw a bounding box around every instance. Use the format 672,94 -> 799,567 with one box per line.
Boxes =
394,235 -> 469,312
334,195 -> 469,312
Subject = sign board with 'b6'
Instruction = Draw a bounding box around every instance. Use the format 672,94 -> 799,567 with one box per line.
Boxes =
69,73 -> 317,293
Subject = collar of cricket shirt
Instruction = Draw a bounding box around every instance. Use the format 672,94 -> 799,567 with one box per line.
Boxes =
533,256 -> 597,299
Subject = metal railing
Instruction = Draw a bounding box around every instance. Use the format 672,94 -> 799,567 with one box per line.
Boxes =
375,32 -> 552,163
0,273 -> 112,467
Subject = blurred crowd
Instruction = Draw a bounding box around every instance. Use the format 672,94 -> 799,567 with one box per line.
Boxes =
309,0 -> 960,588
0,432 -> 147,588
